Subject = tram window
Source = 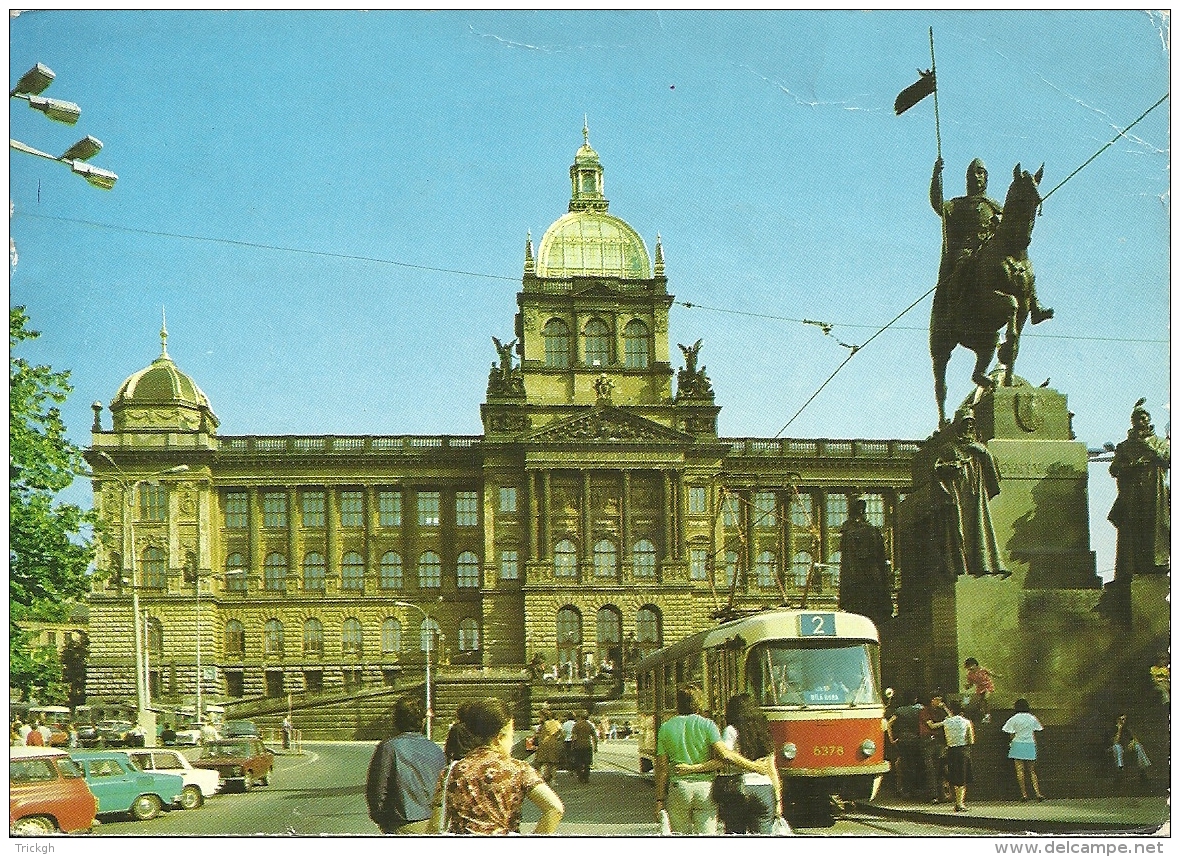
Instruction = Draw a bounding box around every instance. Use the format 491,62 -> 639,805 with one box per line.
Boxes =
682,656 -> 702,688
748,641 -> 880,707
663,664 -> 676,710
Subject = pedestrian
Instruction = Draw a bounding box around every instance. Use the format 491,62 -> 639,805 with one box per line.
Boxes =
11,721 -> 23,746
560,710 -> 576,770
67,723 -> 79,749
366,697 -> 447,834
431,697 -> 564,835
1002,698 -> 1046,801
25,721 -> 45,746
282,715 -> 292,750
160,723 -> 177,745
653,685 -> 723,835
569,711 -> 597,783
937,698 -> 975,812
1149,651 -> 1169,705
963,657 -> 996,723
532,708 -> 563,785
919,691 -> 948,803
1109,712 -> 1151,788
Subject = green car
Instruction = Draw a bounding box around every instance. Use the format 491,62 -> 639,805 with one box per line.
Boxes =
68,751 -> 184,821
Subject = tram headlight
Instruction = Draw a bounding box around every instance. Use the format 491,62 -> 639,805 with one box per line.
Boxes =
780,742 -> 797,761
859,739 -> 877,758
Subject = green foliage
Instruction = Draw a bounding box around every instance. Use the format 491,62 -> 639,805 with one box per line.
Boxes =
9,624 -> 67,704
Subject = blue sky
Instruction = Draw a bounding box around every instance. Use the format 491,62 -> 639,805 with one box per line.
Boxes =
10,10 -> 1170,581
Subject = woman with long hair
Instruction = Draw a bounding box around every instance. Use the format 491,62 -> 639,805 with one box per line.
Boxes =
432,698 -> 564,835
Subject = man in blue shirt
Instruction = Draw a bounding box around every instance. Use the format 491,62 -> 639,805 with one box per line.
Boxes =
653,685 -> 722,834
366,697 -> 446,834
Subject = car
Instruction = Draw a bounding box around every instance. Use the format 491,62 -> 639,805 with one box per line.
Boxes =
10,746 -> 98,835
75,724 -> 101,747
220,720 -> 259,739
95,720 -> 143,748
173,723 -> 218,746
45,723 -> 71,747
123,749 -> 220,810
69,751 -> 183,821
192,738 -> 274,792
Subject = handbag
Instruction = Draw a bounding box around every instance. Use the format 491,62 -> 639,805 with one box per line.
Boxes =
771,815 -> 793,836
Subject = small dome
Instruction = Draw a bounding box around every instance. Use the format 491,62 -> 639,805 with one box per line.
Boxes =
536,211 -> 651,280
113,354 -> 213,410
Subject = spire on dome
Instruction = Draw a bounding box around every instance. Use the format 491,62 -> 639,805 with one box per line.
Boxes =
569,122 -> 608,213
160,307 -> 169,358
583,115 -> 589,146
654,234 -> 665,276
524,230 -> 535,274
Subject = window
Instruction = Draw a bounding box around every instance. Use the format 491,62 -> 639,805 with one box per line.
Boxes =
790,492 -> 815,529
303,618 -> 323,656
456,491 -> 478,527
687,485 -> 708,515
556,607 -> 582,667
584,318 -> 610,366
146,618 -> 163,661
792,551 -> 813,587
724,549 -> 739,587
826,493 -> 849,531
499,486 -> 517,513
382,618 -> 401,654
636,606 -> 661,660
753,491 -> 777,528
263,492 -> 288,528
417,492 -> 440,527
722,493 -> 740,528
263,619 -> 284,657
690,547 -> 709,580
264,553 -> 287,591
140,483 -> 166,521
418,551 -> 441,588
755,550 -> 778,588
458,618 -> 480,652
142,547 -> 166,589
224,492 -> 248,529
342,618 -> 362,656
593,539 -> 617,578
303,671 -> 322,694
543,318 -> 571,367
340,491 -> 364,527
378,491 -> 402,527
457,551 -> 480,588
554,539 -> 577,578
623,319 -> 650,368
302,491 -> 325,528
225,554 -> 246,592
499,550 -> 519,581
419,617 -> 441,654
632,539 -> 656,578
380,552 -> 403,589
341,551 -> 365,590
596,607 -> 621,649
862,493 -> 886,528
303,552 -> 326,591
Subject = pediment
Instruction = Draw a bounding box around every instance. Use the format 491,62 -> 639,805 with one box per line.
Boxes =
525,407 -> 690,444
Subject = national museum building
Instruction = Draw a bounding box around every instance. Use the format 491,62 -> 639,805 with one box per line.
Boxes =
84,132 -> 918,706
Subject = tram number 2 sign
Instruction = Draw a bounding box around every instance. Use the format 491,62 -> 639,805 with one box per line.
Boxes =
799,613 -> 836,637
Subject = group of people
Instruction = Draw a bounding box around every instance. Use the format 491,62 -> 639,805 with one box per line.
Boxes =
10,718 -> 63,747
531,708 -> 598,784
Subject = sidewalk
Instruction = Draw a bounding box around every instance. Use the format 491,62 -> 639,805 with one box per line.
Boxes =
862,796 -> 1170,835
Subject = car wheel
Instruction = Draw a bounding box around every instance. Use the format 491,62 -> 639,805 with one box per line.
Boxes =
180,785 -> 204,810
130,794 -> 163,821
11,816 -> 56,836
242,773 -> 253,792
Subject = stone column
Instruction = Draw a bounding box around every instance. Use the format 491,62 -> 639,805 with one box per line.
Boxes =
541,471 -> 551,560
525,470 -> 536,561
581,472 -> 592,572
326,488 -> 338,585
287,487 -> 298,590
663,472 -> 674,562
621,470 -> 632,566
248,488 -> 261,588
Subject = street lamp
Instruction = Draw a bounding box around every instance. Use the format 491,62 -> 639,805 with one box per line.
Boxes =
392,601 -> 441,740
10,138 -> 117,190
95,451 -> 189,742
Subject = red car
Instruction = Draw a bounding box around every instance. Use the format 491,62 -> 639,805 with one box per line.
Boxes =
193,738 -> 275,791
10,746 -> 98,835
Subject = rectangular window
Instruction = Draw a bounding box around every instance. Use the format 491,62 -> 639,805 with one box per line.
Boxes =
791,492 -> 815,528
687,485 -> 708,515
499,550 -> 519,580
301,491 -> 325,528
690,547 -> 709,580
753,491 -> 777,529
378,490 -> 402,527
340,491 -> 364,527
863,493 -> 886,529
722,494 -> 740,528
263,492 -> 288,529
456,491 -> 478,527
224,492 -> 248,529
499,486 -> 518,514
141,484 -> 167,522
417,491 -> 440,527
825,493 -> 849,530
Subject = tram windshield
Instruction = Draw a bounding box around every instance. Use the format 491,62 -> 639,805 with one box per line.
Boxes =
748,640 -> 881,707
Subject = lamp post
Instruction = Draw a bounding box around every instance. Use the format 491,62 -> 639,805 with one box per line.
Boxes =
392,601 -> 440,739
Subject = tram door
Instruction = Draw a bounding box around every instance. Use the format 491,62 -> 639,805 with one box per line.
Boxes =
706,642 -> 745,722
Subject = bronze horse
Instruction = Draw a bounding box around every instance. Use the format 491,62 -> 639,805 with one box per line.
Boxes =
930,163 -> 1044,426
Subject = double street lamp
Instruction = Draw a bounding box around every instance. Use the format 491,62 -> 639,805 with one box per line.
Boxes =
392,601 -> 442,739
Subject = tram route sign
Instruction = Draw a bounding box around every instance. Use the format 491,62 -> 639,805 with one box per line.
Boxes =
799,613 -> 836,637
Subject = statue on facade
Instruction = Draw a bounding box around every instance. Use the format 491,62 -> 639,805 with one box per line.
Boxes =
838,498 -> 893,627
929,158 -> 1054,426
593,373 -> 614,404
933,406 -> 1007,578
487,336 -> 524,397
1108,399 -> 1170,579
676,339 -> 713,399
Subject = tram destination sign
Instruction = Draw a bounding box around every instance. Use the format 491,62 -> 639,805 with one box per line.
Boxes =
799,613 -> 836,637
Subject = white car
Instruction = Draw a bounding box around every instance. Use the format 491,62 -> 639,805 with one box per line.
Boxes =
171,724 -> 219,746
122,749 -> 221,809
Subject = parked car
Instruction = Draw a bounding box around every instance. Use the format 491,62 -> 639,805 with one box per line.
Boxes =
193,738 -> 274,791
69,751 -> 183,821
95,720 -> 145,748
75,724 -> 101,747
10,746 -> 98,835
124,749 -> 220,809
220,720 -> 259,739
173,723 -> 218,746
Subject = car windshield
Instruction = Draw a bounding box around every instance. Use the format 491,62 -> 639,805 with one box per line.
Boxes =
748,640 -> 881,707
203,742 -> 251,758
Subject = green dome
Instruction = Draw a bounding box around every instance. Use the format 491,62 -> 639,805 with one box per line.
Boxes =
536,211 -> 651,280
113,354 -> 212,408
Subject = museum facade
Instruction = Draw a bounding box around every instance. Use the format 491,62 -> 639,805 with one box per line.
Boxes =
84,131 -> 918,707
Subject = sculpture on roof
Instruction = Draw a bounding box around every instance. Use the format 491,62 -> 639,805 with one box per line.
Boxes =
676,340 -> 713,400
487,336 -> 524,398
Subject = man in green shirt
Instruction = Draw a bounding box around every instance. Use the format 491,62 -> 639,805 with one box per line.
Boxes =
653,685 -> 722,834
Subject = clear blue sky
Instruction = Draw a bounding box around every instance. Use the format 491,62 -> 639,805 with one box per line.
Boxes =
11,11 -> 1170,581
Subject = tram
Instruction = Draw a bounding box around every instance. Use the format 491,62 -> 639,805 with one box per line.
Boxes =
635,608 -> 888,822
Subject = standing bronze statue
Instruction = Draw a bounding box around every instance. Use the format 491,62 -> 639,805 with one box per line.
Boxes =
929,158 -> 1054,426
1108,399 -> 1170,579
838,498 -> 894,627
934,407 -> 1007,578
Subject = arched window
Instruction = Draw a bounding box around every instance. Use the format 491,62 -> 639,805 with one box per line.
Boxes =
724,549 -> 739,588
303,552 -> 325,591
225,553 -> 247,592
381,618 -> 401,654
303,618 -> 323,656
264,553 -> 287,591
792,551 -> 813,588
143,547 -> 166,589
341,551 -> 365,590
593,539 -> 617,578
457,551 -> 480,588
380,552 -> 403,589
263,619 -> 284,657
636,606 -> 661,660
623,319 -> 650,368
419,617 -> 441,654
342,618 -> 363,656
554,539 -> 577,578
145,617 -> 163,661
556,607 -> 582,670
755,550 -> 777,588
418,551 -> 441,588
543,318 -> 571,367
632,539 -> 656,578
224,619 -> 244,658
458,618 -> 480,652
596,606 -> 621,649
584,318 -> 610,367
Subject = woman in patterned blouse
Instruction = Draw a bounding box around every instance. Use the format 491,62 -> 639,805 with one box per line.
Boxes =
433,698 -> 564,835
